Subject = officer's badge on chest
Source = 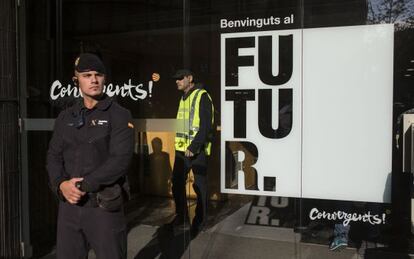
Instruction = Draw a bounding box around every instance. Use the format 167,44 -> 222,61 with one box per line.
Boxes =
90,119 -> 109,126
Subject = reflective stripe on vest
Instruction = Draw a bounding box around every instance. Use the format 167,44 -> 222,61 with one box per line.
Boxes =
175,88 -> 214,155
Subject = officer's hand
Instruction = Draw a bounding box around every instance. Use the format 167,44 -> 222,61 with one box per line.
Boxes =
185,149 -> 194,157
59,178 -> 86,204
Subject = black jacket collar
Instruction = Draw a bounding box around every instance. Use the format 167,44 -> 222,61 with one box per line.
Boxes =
182,83 -> 203,101
73,95 -> 112,113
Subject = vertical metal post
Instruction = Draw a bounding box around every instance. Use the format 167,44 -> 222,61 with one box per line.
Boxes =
55,0 -> 63,79
183,0 -> 190,68
17,0 -> 33,257
401,115 -> 414,235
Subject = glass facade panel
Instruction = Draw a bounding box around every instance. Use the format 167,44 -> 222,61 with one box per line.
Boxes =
20,0 -> 414,258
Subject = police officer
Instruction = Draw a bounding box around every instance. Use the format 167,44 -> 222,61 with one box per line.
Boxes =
47,53 -> 134,259
170,69 -> 214,235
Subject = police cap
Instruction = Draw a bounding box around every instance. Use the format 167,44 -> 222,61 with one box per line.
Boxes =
74,53 -> 106,74
172,69 -> 195,80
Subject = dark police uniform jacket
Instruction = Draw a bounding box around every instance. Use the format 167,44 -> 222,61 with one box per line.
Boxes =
47,96 -> 134,202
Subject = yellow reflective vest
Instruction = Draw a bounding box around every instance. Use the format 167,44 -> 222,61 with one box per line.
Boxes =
175,88 -> 214,155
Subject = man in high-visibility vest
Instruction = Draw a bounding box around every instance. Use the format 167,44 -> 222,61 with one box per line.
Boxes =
170,69 -> 214,235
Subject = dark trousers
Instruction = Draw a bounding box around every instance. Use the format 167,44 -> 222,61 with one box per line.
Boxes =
172,151 -> 208,225
56,202 -> 127,259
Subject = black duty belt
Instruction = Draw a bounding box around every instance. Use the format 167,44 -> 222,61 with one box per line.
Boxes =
79,193 -> 99,208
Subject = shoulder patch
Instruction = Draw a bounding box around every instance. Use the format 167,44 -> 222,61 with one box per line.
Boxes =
128,122 -> 134,129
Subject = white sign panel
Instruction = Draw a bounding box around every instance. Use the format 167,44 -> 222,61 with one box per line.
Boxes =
301,24 -> 393,202
220,30 -> 302,197
221,24 -> 393,203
